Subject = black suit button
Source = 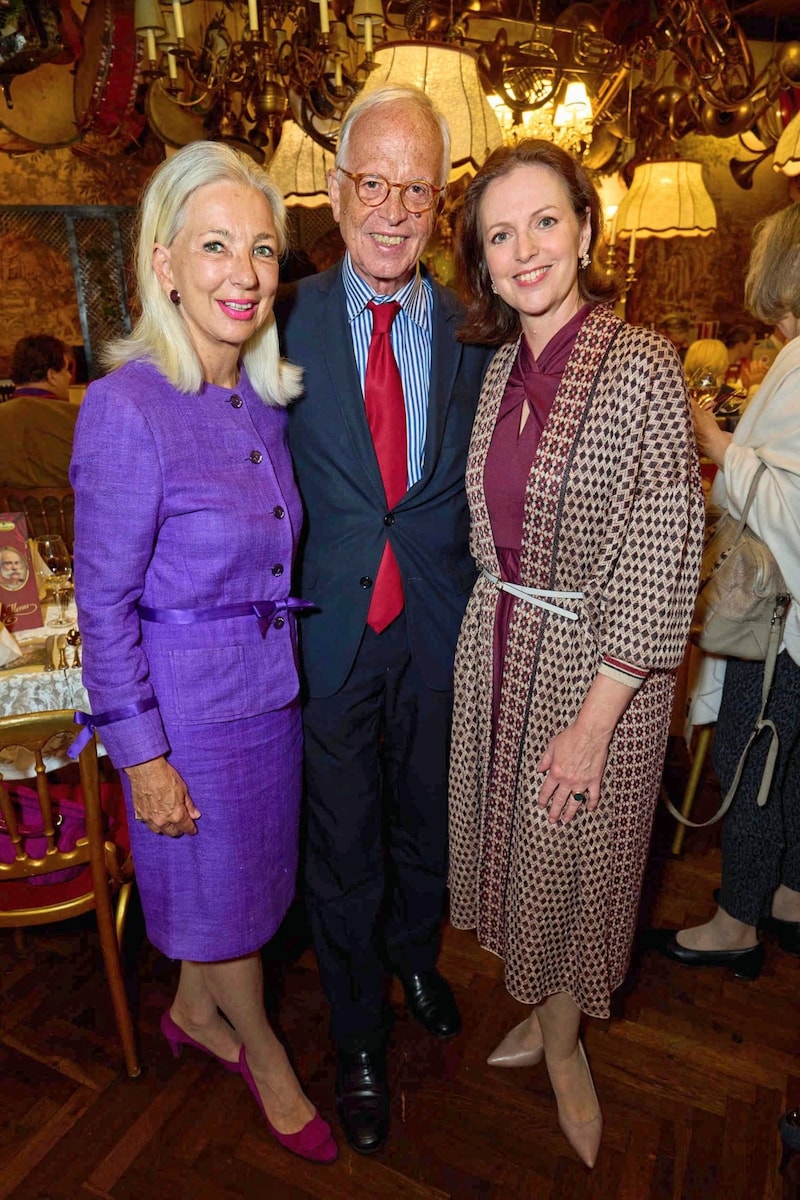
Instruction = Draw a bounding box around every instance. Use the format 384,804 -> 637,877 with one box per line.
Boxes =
274,616 -> 285,629
230,394 -> 243,409
271,563 -> 284,576
383,513 -> 395,526
273,505 -> 285,519
249,450 -> 263,464
360,576 -> 373,589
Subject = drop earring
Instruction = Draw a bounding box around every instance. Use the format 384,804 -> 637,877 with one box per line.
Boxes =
169,289 -> 181,305
490,279 -> 498,294
579,252 -> 590,270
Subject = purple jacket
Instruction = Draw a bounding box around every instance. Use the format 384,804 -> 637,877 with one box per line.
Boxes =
70,359 -> 304,768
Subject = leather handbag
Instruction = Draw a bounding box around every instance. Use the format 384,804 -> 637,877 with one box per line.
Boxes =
694,462 -> 789,662
666,463 -> 792,828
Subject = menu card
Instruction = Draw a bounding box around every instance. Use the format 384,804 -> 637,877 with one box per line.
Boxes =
0,513 -> 43,633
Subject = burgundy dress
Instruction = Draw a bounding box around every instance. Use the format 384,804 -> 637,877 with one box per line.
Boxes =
485,306 -> 590,729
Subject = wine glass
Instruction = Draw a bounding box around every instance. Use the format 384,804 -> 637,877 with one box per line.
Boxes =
34,535 -> 74,629
687,368 -> 722,411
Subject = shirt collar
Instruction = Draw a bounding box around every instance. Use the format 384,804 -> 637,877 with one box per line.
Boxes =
342,252 -> 428,329
11,386 -> 64,401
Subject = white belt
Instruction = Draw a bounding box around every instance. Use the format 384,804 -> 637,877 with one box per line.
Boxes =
481,568 -> 583,620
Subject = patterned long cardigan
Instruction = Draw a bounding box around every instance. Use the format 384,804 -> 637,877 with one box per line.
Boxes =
448,303 -> 705,1017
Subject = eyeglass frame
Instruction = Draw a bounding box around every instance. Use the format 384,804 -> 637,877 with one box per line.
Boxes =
336,168 -> 446,214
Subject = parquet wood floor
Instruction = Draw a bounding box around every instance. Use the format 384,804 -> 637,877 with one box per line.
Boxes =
2,743 -> 799,1200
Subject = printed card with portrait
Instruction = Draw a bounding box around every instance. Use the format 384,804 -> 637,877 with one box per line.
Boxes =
0,513 -> 43,632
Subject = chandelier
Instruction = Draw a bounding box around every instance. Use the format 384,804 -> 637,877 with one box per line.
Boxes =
133,0 -> 622,164
1,0 -> 799,192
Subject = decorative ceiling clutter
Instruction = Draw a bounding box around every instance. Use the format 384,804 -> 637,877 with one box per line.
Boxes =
0,0 -> 799,201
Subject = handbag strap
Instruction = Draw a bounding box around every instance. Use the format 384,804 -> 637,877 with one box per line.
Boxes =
665,592 -> 790,828
731,460 -> 767,541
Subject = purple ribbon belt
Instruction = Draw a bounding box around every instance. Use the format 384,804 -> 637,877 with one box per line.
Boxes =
137,597 -> 314,639
69,597 -> 313,757
69,697 -> 160,759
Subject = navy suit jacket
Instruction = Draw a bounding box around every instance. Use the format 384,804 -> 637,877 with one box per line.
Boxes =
278,263 -> 489,698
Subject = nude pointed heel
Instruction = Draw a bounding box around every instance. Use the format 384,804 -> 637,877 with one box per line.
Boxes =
554,1042 -> 603,1169
487,1017 -> 545,1067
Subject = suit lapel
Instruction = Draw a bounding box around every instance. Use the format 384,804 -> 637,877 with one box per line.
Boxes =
317,265 -> 387,502
407,281 -> 462,499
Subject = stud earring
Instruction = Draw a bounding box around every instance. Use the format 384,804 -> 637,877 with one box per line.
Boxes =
579,252 -> 591,270
169,289 -> 181,305
490,279 -> 498,294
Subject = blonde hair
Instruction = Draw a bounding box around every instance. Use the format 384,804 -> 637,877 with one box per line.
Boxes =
103,141 -> 302,407
745,202 -> 800,324
683,338 -> 729,382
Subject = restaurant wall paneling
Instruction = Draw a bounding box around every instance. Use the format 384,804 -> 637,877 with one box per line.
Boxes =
0,206 -> 135,380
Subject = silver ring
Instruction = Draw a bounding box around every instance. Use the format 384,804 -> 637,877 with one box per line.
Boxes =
572,792 -> 588,804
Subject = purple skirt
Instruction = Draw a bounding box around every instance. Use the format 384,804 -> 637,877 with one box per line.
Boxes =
121,701 -> 301,961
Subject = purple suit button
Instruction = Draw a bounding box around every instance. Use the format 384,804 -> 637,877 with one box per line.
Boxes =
249,450 -> 263,464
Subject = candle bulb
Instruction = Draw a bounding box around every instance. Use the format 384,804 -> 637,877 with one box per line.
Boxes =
363,15 -> 373,54
628,229 -> 636,266
608,212 -> 617,252
319,0 -> 330,35
167,50 -> 178,81
145,28 -> 157,63
172,0 -> 184,40
248,0 -> 259,33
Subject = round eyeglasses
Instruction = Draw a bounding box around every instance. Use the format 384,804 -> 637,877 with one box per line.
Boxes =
338,169 -> 444,214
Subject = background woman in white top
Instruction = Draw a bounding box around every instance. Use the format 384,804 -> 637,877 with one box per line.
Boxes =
658,202 -> 800,977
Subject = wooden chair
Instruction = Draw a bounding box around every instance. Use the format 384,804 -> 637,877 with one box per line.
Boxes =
0,710 -> 140,1078
0,487 -> 75,553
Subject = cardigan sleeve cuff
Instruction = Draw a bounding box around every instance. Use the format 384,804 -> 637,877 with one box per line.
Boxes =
599,655 -> 649,690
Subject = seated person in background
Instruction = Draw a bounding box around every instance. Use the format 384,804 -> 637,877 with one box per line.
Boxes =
656,313 -> 694,361
0,334 -> 77,489
683,338 -> 730,407
721,321 -> 756,388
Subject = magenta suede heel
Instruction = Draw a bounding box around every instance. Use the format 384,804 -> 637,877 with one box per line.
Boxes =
239,1046 -> 338,1164
160,1009 -> 241,1073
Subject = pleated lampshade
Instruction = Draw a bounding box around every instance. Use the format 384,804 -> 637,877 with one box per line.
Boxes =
267,120 -> 335,207
773,109 -> 800,177
359,42 -> 503,179
614,160 -> 717,239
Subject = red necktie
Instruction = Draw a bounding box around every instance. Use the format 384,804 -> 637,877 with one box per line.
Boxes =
364,300 -> 406,633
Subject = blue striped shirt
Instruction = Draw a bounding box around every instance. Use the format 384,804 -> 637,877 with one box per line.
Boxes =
341,252 -> 432,488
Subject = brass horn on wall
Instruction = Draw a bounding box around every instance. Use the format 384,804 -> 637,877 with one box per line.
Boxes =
729,145 -> 773,189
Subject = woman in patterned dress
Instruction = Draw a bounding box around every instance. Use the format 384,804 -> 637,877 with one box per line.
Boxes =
448,140 -> 704,1166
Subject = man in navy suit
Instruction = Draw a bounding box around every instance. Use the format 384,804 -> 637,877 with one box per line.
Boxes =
279,85 -> 488,1154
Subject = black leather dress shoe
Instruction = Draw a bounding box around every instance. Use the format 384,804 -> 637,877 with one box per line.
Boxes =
401,970 -> 462,1038
762,916 -> 800,957
335,1049 -> 390,1154
650,929 -> 764,980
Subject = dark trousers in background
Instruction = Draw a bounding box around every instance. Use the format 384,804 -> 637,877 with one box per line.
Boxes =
716,651 -> 800,926
302,614 -> 452,1054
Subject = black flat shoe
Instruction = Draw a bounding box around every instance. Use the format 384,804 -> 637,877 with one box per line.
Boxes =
761,915 -> 800,957
779,1108 -> 800,1173
649,930 -> 764,980
400,970 -> 462,1039
335,1049 -> 390,1155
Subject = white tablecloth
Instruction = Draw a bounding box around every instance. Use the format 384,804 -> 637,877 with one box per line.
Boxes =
0,604 -> 95,778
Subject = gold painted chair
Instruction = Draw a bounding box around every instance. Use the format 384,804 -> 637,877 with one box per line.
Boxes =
0,487 -> 75,554
0,710 -> 140,1078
